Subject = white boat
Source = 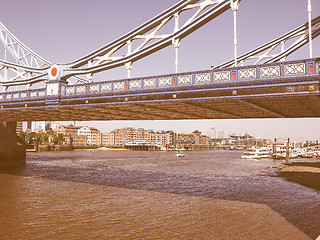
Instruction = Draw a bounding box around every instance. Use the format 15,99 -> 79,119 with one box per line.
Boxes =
176,150 -> 186,157
296,146 -> 320,158
270,142 -> 298,159
241,147 -> 271,159
272,152 -> 298,159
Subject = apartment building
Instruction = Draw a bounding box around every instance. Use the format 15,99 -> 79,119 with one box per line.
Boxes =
102,132 -> 115,146
54,125 -> 209,148
90,127 -> 102,146
149,130 -> 175,146
64,135 -> 87,146
177,130 -> 211,147
54,125 -> 87,146
55,125 -> 80,137
192,130 -> 211,145
114,129 -> 126,146
103,128 -> 175,147
78,126 -> 102,145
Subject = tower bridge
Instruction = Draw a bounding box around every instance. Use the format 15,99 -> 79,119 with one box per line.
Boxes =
0,57 -> 320,121
0,0 -> 320,167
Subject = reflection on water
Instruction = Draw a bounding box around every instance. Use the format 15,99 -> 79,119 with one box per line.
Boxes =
0,150 -> 319,239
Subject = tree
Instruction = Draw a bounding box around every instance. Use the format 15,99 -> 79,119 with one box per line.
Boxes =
35,132 -> 42,143
47,130 -> 55,137
42,132 -> 49,143
27,132 -> 36,143
58,134 -> 64,144
52,135 -> 59,145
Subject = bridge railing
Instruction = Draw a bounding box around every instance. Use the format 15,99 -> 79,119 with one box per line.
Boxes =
0,58 -> 319,102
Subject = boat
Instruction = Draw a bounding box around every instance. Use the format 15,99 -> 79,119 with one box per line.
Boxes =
241,147 -> 271,159
272,152 -> 298,159
176,150 -> 186,157
296,146 -> 320,158
271,142 -> 298,159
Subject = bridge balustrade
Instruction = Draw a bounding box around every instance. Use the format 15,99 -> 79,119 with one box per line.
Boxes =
0,58 -> 319,103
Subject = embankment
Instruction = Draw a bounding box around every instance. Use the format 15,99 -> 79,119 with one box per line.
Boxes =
276,162 -> 320,191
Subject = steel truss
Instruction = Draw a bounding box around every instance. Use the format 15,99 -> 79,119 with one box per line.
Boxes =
217,16 -> 320,68
62,0 -> 235,80
0,22 -> 51,90
0,0 -> 319,90
0,0 -> 237,89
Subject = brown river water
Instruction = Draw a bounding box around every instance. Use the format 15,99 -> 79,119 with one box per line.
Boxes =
0,150 -> 319,239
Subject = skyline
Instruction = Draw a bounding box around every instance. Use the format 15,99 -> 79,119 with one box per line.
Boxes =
2,0 -> 320,142
27,120 -> 320,143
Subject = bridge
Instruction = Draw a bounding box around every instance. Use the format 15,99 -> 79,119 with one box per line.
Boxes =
0,57 -> 320,121
0,0 -> 320,167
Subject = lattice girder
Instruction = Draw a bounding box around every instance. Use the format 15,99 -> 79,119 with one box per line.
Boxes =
61,0 -> 235,80
0,21 -> 51,89
217,16 -> 320,69
1,0 -> 319,89
0,0 -> 239,88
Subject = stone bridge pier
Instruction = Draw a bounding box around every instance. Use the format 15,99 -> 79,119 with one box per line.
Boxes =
0,122 -> 26,168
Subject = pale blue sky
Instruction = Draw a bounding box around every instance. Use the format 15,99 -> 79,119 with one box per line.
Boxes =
2,0 -> 320,141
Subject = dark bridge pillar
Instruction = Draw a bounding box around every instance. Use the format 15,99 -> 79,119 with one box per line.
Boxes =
0,122 -> 26,168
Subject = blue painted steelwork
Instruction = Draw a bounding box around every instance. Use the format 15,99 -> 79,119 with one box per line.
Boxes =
0,57 -> 319,106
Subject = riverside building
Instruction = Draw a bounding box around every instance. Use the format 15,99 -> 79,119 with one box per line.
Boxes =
53,125 -> 211,149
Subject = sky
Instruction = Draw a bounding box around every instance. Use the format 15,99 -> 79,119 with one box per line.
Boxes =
2,0 -> 320,142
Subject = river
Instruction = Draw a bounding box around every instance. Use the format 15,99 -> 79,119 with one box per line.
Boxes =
0,150 -> 319,239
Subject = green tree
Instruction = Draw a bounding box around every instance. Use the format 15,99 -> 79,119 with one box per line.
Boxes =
53,135 -> 59,144
58,134 -> 64,144
27,132 -> 36,143
47,130 -> 55,137
42,132 -> 49,143
35,132 -> 42,143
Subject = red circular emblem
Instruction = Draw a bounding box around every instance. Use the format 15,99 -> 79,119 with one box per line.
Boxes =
51,67 -> 58,77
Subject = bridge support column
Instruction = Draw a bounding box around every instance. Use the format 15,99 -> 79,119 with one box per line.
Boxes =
0,122 -> 26,168
230,0 -> 240,66
307,0 -> 313,58
173,38 -> 180,73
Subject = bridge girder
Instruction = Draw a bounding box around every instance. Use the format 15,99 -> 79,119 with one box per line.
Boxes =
0,72 -> 319,121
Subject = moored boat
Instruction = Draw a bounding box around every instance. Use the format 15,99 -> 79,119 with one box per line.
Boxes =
241,147 -> 271,159
176,150 -> 186,157
271,142 -> 298,159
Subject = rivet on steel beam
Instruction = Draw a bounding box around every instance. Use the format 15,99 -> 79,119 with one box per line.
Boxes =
25,104 -> 28,107
125,98 -> 128,101
85,100 -> 89,104
173,94 -> 177,98
232,90 -> 237,95
0,106 -> 3,108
